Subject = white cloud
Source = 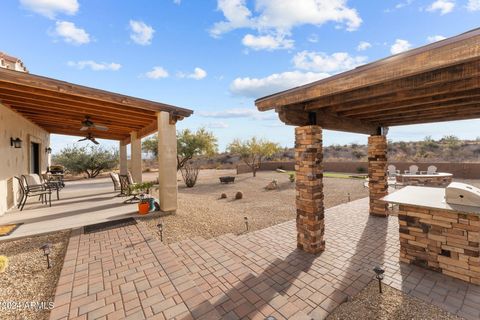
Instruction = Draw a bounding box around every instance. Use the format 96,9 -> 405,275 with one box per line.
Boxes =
20,0 -> 79,19
204,121 -> 229,128
54,21 -> 90,45
178,67 -> 208,80
467,0 -> 480,11
210,0 -> 362,50
242,34 -> 294,50
67,60 -> 121,71
199,108 -> 277,120
292,51 -> 367,73
426,0 -> 455,15
129,20 -> 155,45
427,35 -> 446,43
390,39 -> 412,54
230,71 -> 329,98
145,66 -> 169,79
356,41 -> 371,51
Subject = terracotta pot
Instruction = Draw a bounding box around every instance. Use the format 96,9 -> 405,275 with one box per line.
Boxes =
138,202 -> 150,215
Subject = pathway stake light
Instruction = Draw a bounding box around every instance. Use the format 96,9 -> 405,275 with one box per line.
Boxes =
157,223 -> 163,242
244,217 -> 249,231
40,243 -> 52,269
373,266 -> 385,293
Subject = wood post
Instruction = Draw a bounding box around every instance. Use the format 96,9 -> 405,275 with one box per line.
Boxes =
130,131 -> 142,183
119,141 -> 128,175
295,126 -> 325,254
368,135 -> 388,217
157,111 -> 178,212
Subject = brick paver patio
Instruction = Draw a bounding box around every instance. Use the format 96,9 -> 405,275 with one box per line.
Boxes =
50,198 -> 480,320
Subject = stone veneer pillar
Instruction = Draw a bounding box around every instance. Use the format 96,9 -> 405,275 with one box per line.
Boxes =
295,126 -> 325,254
368,135 -> 388,217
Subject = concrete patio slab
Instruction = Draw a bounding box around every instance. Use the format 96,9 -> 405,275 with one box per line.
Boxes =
0,177 -> 140,241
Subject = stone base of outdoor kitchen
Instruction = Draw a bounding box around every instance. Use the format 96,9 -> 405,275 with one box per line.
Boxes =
397,204 -> 480,285
396,173 -> 453,187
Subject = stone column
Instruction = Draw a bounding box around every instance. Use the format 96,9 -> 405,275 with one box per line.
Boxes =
130,131 -> 142,183
368,135 -> 388,217
295,126 -> 325,254
119,141 -> 128,175
157,111 -> 178,212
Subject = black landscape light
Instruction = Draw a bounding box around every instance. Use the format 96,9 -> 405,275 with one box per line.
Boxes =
265,317 -> 277,320
347,192 -> 351,202
373,266 -> 385,293
40,243 -> 52,269
157,223 -> 163,242
244,217 -> 249,231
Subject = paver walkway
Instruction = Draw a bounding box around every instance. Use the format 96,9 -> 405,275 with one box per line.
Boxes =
50,198 -> 480,320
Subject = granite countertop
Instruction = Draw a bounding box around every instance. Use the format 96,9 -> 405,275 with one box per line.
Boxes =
382,186 -> 480,215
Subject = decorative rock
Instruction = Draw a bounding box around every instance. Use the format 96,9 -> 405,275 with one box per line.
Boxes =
235,191 -> 243,200
265,179 -> 278,190
220,193 -> 227,199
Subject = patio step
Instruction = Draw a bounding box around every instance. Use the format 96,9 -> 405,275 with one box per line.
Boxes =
168,234 -> 312,319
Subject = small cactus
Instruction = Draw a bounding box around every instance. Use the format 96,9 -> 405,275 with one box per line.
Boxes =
220,193 -> 227,199
0,255 -> 9,273
235,191 -> 243,200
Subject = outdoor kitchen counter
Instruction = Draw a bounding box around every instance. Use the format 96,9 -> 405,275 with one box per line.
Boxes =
382,186 -> 480,284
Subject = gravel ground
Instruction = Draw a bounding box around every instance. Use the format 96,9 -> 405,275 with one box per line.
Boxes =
327,281 -> 462,320
139,169 -> 368,243
0,231 -> 70,320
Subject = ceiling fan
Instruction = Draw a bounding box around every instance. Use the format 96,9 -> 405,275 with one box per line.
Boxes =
78,133 -> 99,145
80,116 -> 108,131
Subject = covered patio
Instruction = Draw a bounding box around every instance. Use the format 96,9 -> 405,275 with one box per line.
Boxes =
255,28 -> 480,282
0,67 -> 193,215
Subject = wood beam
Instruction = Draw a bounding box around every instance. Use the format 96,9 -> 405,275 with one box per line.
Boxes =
341,89 -> 480,118
0,87 -> 157,120
329,77 -> 479,114
8,104 -> 150,127
278,106 -> 379,135
0,67 -> 193,117
358,98 -> 480,121
304,60 -> 480,111
256,30 -> 480,111
382,109 -> 480,126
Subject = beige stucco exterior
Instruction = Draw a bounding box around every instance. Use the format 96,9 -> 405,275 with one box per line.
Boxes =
0,103 -> 50,216
157,111 -> 178,212
130,131 -> 142,183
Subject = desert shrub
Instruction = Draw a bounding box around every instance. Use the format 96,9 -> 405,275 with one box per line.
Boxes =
181,162 -> 199,188
52,146 -> 118,178
235,191 -> 243,200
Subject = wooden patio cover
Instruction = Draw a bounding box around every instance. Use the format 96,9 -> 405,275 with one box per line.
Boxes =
255,28 -> 480,135
0,68 -> 193,142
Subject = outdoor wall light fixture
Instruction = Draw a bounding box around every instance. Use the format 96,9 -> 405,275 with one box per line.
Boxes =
10,137 -> 22,148
45,147 -> 52,154
373,266 -> 385,293
40,243 -> 52,269
157,223 -> 163,242
244,217 -> 249,231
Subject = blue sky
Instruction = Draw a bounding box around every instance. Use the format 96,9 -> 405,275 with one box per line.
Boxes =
1,0 -> 480,153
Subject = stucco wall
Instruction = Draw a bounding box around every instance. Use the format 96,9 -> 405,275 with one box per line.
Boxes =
0,103 -> 50,215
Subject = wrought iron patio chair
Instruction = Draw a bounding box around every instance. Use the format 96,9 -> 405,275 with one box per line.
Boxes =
119,174 -> 140,203
109,172 -> 121,193
16,175 -> 52,211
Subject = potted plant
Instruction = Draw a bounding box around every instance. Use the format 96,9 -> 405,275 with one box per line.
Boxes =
131,182 -> 154,214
